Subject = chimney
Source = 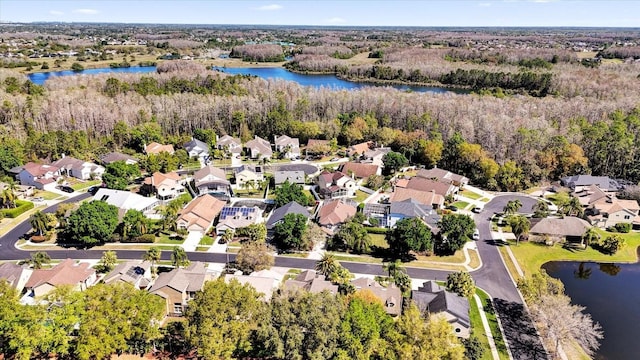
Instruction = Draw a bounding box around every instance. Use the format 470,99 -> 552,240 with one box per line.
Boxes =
61,153 -> 65,158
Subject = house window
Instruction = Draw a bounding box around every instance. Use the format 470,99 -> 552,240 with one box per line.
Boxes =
173,303 -> 183,314
624,215 -> 631,220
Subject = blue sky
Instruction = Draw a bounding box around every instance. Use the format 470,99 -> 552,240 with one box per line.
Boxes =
1,1 -> 639,27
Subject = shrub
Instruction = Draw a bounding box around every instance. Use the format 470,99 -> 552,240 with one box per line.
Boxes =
599,235 -> 625,255
1,200 -> 34,218
614,223 -> 631,233
365,227 -> 389,234
135,234 -> 156,243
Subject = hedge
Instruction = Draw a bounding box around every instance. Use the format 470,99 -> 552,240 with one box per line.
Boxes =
1,200 -> 34,218
365,227 -> 389,234
120,234 -> 156,243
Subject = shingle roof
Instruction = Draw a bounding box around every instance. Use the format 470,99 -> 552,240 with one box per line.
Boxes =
351,277 -> 403,316
561,175 -> 621,191
274,135 -> 300,148
530,216 -> 591,237
100,152 -> 137,164
266,201 -> 311,229
145,142 -> 175,154
0,263 -> 30,289
283,270 -> 338,295
103,261 -> 150,286
148,261 -> 207,294
177,194 -> 226,231
193,165 -> 227,183
22,162 -> 60,177
143,171 -> 181,187
404,177 -> 455,197
416,168 -> 469,185
274,170 -> 305,184
318,200 -> 357,226
25,259 -> 95,289
245,136 -> 273,157
391,187 -> 445,207
184,138 -> 209,153
339,162 -> 379,179
347,141 -> 373,156
93,188 -> 159,212
412,280 -> 470,327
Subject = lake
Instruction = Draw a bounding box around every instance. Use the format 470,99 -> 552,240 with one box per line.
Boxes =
28,65 -> 458,93
542,259 -> 640,360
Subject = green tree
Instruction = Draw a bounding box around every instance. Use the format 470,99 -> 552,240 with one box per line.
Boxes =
464,336 -> 486,360
338,295 -> 395,360
599,234 -> 625,255
273,180 -> 313,207
185,278 -> 266,359
235,241 -> 274,274
19,251 -> 51,269
102,160 -> 140,190
582,227 -> 600,248
496,160 -> 526,191
386,217 -> 433,259
436,214 -> 476,255
142,247 -> 161,278
503,199 -> 523,215
516,271 -> 565,304
273,213 -> 309,251
365,174 -> 385,190
559,195 -> 584,217
61,201 -> 119,247
75,283 -> 164,360
508,215 -> 531,245
235,223 -> 267,243
171,246 -> 190,268
71,62 -> 84,71
331,219 -> 371,254
29,210 -> 50,236
382,151 -> 408,175
96,250 -> 118,273
316,253 -> 339,277
252,290 -> 345,360
446,271 -> 475,298
119,209 -> 148,241
533,200 -> 550,218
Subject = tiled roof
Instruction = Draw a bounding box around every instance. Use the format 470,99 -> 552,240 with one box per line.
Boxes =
25,259 -> 95,289
391,187 -> 445,207
318,200 -> 357,226
145,142 -> 175,154
100,152 -> 137,164
177,194 -> 226,231
339,162 -> 379,178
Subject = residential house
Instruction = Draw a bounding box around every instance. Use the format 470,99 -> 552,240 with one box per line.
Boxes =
216,134 -> 242,155
0,263 -> 33,293
587,196 -> 640,229
390,187 -> 445,209
100,152 -> 138,165
149,262 -> 211,316
93,188 -> 160,218
24,259 -> 97,298
142,171 -> 185,200
529,216 -> 592,243
316,170 -> 357,199
274,135 -> 301,159
412,281 -> 470,338
416,168 -> 469,188
17,162 -> 61,190
245,135 -> 273,160
224,274 -> 279,301
266,201 -> 311,230
184,138 -> 210,163
560,175 -> 622,192
235,165 -> 265,189
351,277 -> 402,316
274,170 -> 305,185
283,270 -> 338,295
363,147 -> 392,167
216,206 -> 263,234
51,155 -> 105,180
145,142 -> 175,155
389,198 -> 440,231
339,162 -> 381,179
573,184 -> 609,207
317,199 -> 357,235
103,261 -> 153,290
305,139 -> 331,155
400,176 -> 457,198
176,194 -> 226,232
347,141 -> 374,157
193,165 -> 231,196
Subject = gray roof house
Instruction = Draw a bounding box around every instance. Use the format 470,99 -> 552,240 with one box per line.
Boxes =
103,261 -> 153,290
93,188 -> 159,218
274,135 -> 300,159
389,198 -> 440,232
283,270 -> 338,295
193,165 -> 231,196
51,155 -> 105,180
149,262 -> 211,316
0,262 -> 33,293
99,152 -> 138,165
351,277 -> 403,316
529,216 -> 591,243
274,170 -> 305,185
216,135 -> 242,154
245,136 -> 273,159
416,168 -> 469,188
184,138 -> 210,161
266,201 -> 311,230
560,175 -> 621,192
412,281 -> 470,338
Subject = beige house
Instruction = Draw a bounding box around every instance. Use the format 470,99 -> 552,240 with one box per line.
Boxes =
176,194 -> 226,232
224,274 -> 279,301
142,171 -> 185,200
390,187 -> 445,209
339,162 -> 381,179
351,277 -> 402,316
245,135 -> 273,159
51,155 -> 105,180
0,263 -> 33,293
588,197 -> 640,229
274,135 -> 300,159
283,270 -> 338,295
24,259 -> 96,298
235,165 -> 264,189
316,170 -> 357,199
529,216 -> 592,243
148,262 -> 211,317
317,199 -> 357,235
193,165 -> 231,196
145,142 -> 175,155
216,206 -> 263,234
103,261 -> 153,290
416,168 -> 469,188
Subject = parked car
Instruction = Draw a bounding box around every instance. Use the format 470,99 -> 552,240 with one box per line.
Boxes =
472,206 -> 483,213
446,205 -> 458,212
330,157 -> 340,162
473,228 -> 480,241
58,185 -> 74,193
87,186 -> 99,195
32,196 -> 44,202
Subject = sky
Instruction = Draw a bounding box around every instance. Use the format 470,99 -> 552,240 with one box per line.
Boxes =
1,0 -> 639,27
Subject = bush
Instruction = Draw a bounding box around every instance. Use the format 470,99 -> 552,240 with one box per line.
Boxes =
365,227 -> 389,234
599,235 -> 625,255
1,200 -> 34,218
613,223 -> 631,233
135,234 -> 156,243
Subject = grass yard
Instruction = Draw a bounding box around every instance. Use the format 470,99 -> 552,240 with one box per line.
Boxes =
415,250 -> 466,264
460,189 -> 483,200
34,190 -> 65,200
452,201 -> 470,210
368,233 -> 388,248
199,236 -> 215,246
354,190 -> 370,203
477,289 -> 510,360
155,233 -> 186,245
545,191 -> 570,206
506,229 -> 640,276
468,248 -> 482,270
469,295 -> 494,360
70,179 -> 102,191
233,189 -> 265,199
195,246 -> 208,252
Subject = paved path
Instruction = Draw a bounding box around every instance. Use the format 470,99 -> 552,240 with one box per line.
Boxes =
182,231 -> 203,251
474,293 -> 501,360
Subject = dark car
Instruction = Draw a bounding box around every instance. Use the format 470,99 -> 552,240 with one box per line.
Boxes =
58,185 -> 74,193
87,186 -> 99,195
446,205 -> 458,212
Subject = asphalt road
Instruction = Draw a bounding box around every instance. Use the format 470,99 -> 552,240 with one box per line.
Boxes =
0,191 -> 546,358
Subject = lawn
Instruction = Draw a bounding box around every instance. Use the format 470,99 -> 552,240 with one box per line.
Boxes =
469,295 -> 494,360
477,289 -> 510,360
506,229 -> 640,276
233,189 -> 265,199
199,236 -> 215,246
70,179 -> 102,191
545,191 -> 570,206
155,233 -> 186,245
34,190 -> 64,200
369,233 -> 388,248
460,189 -> 483,200
452,201 -> 470,210
354,190 -> 370,203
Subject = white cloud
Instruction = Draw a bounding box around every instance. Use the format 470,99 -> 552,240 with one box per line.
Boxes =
253,4 -> 283,11
478,2 -> 492,7
326,17 -> 346,24
72,9 -> 99,15
49,10 -> 64,16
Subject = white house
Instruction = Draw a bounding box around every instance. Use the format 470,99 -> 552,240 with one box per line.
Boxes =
274,135 -> 300,159
235,165 -> 264,188
51,155 -> 105,180
93,188 -> 160,217
17,162 -> 61,191
184,138 -> 210,164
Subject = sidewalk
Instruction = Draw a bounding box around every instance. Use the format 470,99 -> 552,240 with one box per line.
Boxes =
474,293 -> 501,360
182,231 -> 203,251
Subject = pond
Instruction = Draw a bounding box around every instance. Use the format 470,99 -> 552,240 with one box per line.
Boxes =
28,65 -> 462,94
542,259 -> 640,360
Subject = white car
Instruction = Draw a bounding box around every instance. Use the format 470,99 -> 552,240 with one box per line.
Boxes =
472,229 -> 480,241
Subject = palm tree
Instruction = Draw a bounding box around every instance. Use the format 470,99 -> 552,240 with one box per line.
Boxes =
503,199 -> 523,215
533,200 -> 550,218
560,196 -> 584,217
98,251 -> 118,273
573,262 -> 592,280
171,246 -> 190,268
221,229 -> 235,244
347,232 -> 371,255
383,259 -> 406,278
243,179 -> 257,195
508,215 -> 530,245
582,227 -> 600,248
29,211 -> 49,236
143,247 -> 161,278
315,253 -> 339,277
1,188 -> 17,209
